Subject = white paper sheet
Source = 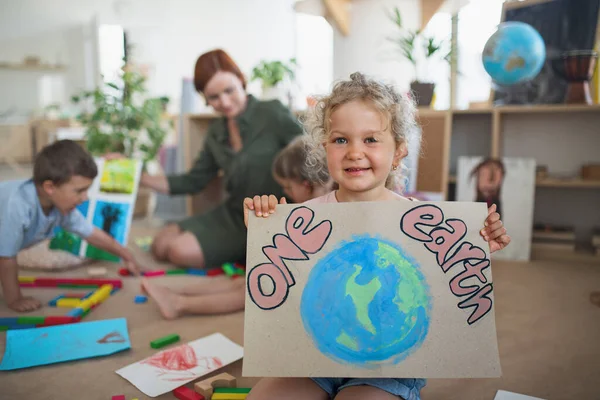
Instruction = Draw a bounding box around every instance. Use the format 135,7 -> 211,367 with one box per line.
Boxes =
115,333 -> 243,397
495,390 -> 546,400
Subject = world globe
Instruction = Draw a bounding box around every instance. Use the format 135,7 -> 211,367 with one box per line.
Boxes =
482,21 -> 546,86
300,235 -> 431,367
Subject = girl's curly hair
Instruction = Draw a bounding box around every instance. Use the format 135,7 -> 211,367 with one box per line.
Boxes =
301,72 -> 420,192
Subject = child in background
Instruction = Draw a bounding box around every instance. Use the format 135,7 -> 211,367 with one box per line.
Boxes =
243,72 -> 511,400
0,140 -> 142,312
140,137 -> 334,319
272,136 -> 335,203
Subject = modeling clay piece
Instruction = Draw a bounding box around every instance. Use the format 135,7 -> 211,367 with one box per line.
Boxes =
150,333 -> 180,349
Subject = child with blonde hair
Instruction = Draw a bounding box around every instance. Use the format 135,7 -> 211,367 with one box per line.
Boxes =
244,72 -> 511,400
272,136 -> 335,204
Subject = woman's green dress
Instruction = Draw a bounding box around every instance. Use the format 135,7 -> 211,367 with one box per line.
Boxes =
167,95 -> 303,267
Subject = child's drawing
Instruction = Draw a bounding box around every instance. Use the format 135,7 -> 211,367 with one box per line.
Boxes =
115,333 -> 244,397
140,343 -> 223,382
49,200 -> 90,255
243,201 -> 501,379
300,234 -> 430,367
85,201 -> 130,262
0,318 -> 130,370
100,159 -> 138,194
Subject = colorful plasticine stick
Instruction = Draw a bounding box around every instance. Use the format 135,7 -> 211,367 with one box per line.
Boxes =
18,276 -> 123,288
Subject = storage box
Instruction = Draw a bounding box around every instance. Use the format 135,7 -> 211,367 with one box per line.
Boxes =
581,164 -> 600,180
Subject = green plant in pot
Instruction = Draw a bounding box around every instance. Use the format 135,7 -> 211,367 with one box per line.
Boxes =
71,64 -> 172,169
251,58 -> 297,103
387,7 -> 451,107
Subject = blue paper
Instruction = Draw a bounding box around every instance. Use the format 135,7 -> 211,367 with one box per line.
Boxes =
0,318 -> 131,370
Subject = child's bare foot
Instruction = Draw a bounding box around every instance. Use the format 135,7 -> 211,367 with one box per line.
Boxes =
8,296 -> 42,312
141,278 -> 182,320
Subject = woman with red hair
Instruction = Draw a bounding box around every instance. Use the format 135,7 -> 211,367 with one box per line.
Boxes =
132,49 -> 302,317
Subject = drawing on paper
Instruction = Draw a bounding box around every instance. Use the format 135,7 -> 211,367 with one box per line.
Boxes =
0,318 -> 131,371
49,200 -> 90,255
243,201 -> 502,379
85,201 -> 130,262
100,159 -> 137,194
141,344 -> 223,382
115,333 -> 244,397
300,234 -> 431,367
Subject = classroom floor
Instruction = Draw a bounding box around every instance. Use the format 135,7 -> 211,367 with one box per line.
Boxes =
0,219 -> 599,400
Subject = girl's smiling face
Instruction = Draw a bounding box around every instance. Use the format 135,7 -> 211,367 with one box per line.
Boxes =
325,100 -> 405,201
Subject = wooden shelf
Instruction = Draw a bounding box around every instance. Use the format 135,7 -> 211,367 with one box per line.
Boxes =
495,104 -> 600,114
0,63 -> 67,72
448,175 -> 600,189
446,104 -> 600,115
536,178 -> 600,188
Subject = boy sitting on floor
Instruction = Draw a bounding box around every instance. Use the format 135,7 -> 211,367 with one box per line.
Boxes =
0,140 -> 141,312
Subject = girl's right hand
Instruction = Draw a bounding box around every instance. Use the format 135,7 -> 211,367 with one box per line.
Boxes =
243,195 -> 287,228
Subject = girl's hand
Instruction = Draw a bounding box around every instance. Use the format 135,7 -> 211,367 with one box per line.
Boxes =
481,204 -> 511,253
243,195 -> 287,228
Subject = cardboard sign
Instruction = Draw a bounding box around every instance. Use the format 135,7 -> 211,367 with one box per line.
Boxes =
243,200 -> 501,378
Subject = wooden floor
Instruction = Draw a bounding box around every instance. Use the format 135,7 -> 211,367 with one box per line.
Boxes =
0,216 -> 599,399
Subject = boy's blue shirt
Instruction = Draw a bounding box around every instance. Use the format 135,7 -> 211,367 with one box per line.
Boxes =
0,179 -> 93,257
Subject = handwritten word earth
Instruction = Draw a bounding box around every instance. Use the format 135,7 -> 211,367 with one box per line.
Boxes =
401,204 -> 492,325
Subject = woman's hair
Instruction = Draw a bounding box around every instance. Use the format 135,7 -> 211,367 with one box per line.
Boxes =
302,72 -> 419,192
193,49 -> 246,93
272,136 -> 330,187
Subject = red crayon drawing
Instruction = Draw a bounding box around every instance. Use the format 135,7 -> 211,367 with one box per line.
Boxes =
97,331 -> 126,344
142,344 -> 223,381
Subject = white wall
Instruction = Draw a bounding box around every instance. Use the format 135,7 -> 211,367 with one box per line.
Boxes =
0,0 -> 297,115
333,0 -> 421,91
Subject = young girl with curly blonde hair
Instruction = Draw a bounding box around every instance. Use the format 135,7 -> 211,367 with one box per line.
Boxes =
244,72 -> 510,400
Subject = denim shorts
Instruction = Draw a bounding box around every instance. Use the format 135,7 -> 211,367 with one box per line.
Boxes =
312,378 -> 426,399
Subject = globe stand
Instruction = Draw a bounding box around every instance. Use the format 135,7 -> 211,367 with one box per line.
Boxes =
563,50 -> 598,105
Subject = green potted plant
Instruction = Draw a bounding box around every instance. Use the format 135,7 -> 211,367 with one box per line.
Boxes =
71,62 -> 172,216
251,58 -> 297,104
71,66 -> 171,166
387,7 -> 451,106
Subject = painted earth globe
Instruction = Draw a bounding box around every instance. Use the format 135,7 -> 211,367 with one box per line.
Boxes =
482,22 -> 546,86
300,235 -> 431,366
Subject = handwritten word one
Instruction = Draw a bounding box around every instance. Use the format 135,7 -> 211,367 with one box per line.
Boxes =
247,206 -> 332,310
400,204 -> 492,325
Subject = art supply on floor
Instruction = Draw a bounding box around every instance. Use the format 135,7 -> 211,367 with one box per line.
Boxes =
88,266 -> 108,276
150,333 -> 180,349
134,295 -> 148,304
7,277 -> 123,330
0,318 -> 131,370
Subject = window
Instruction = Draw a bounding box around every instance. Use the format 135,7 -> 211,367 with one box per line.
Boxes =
295,14 -> 334,109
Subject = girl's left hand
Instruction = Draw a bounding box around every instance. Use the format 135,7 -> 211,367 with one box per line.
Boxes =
481,204 -> 511,253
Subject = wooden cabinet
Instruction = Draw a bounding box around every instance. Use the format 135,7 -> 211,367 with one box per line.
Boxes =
418,104 -> 600,261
